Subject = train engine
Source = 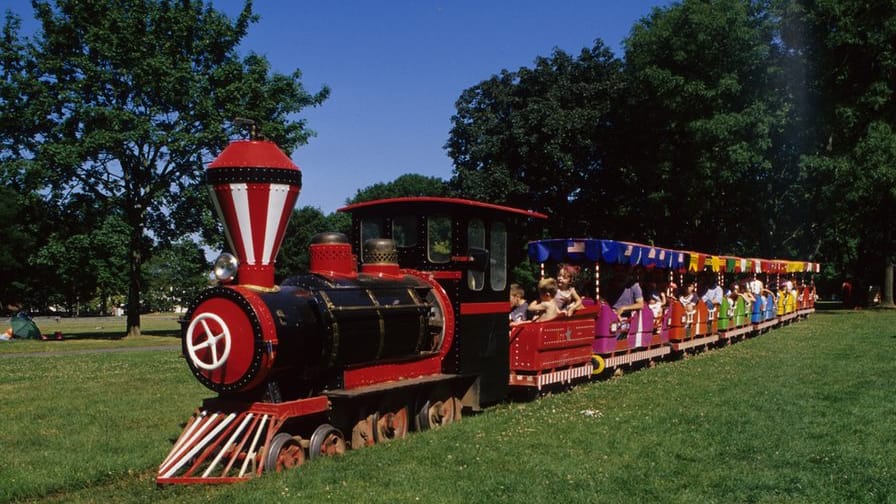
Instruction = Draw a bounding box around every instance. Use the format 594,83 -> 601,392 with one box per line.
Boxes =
183,233 -> 451,402
158,138 -> 463,484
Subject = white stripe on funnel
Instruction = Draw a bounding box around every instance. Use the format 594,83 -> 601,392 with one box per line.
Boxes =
209,186 -> 237,256
262,184 -> 290,265
230,183 -> 256,265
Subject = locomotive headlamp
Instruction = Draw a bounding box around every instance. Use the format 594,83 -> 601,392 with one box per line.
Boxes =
214,253 -> 239,283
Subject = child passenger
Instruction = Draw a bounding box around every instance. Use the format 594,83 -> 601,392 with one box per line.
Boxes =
679,282 -> 698,313
728,282 -> 755,305
509,283 -> 528,324
529,277 -> 561,323
646,282 -> 666,318
554,264 -> 583,316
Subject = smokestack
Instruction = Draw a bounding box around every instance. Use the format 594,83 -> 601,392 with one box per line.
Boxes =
207,139 -> 301,289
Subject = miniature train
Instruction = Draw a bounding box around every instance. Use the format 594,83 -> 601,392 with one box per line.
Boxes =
157,138 -> 818,484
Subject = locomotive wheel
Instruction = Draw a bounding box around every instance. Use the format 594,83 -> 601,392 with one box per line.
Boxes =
351,413 -> 376,449
415,396 -> 462,431
511,386 -> 540,402
309,424 -> 346,459
264,433 -> 305,472
373,406 -> 409,442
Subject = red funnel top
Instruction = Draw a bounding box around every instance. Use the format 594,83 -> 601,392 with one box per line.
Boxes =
207,140 -> 301,289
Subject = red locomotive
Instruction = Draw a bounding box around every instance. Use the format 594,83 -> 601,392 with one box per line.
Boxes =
158,137 -> 546,483
157,138 -> 818,484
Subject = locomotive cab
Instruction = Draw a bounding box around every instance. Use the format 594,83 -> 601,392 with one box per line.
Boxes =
340,197 -> 547,408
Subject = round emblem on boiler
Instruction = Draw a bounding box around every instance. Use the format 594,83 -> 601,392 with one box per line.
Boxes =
182,286 -> 274,394
185,312 -> 233,370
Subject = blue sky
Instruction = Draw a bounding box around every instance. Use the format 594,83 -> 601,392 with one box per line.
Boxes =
6,1 -> 670,214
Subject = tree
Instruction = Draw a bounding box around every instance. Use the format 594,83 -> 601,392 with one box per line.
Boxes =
29,199 -> 130,315
346,173 -> 448,204
90,215 -> 130,314
142,240 -> 208,313
275,206 -> 350,278
1,0 -> 329,335
622,0 -> 793,255
446,42 -> 625,238
0,186 -> 43,309
780,0 -> 896,307
0,12 -> 54,311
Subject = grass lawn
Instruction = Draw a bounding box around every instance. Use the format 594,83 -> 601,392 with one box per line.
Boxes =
1,309 -> 893,503
0,313 -> 181,354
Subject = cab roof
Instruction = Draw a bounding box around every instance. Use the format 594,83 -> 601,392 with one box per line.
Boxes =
339,196 -> 548,220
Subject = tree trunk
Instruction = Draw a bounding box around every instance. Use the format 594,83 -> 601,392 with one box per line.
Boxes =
881,220 -> 895,308
125,212 -> 143,338
882,260 -> 895,308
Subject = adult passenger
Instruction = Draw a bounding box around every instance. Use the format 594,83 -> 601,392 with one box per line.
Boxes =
611,271 -> 644,317
701,277 -> 724,309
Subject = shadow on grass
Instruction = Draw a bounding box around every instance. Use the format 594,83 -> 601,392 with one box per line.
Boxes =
59,330 -> 181,341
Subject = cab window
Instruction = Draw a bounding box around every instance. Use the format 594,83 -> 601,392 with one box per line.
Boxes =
427,216 -> 451,263
490,221 -> 507,291
392,215 -> 417,248
361,217 -> 384,261
467,219 -> 485,291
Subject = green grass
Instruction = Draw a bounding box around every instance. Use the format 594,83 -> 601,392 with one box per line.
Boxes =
1,310 -> 894,503
0,314 -> 181,354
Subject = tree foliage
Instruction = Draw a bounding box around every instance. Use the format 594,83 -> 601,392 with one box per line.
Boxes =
29,200 -> 131,314
777,0 -> 896,305
275,206 -> 350,278
142,240 -> 208,313
445,0 -> 894,302
2,0 -> 893,312
0,186 -> 44,308
446,42 -> 625,237
621,0 -> 793,254
0,0 -> 329,332
346,173 -> 449,204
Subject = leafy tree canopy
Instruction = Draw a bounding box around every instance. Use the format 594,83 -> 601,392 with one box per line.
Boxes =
622,0 -> 790,254
346,173 -> 449,205
275,206 -> 350,278
781,0 -> 896,305
0,0 -> 329,332
446,42 -> 625,237
143,239 -> 208,313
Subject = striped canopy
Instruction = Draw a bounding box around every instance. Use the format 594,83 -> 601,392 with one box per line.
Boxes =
527,238 -> 820,273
